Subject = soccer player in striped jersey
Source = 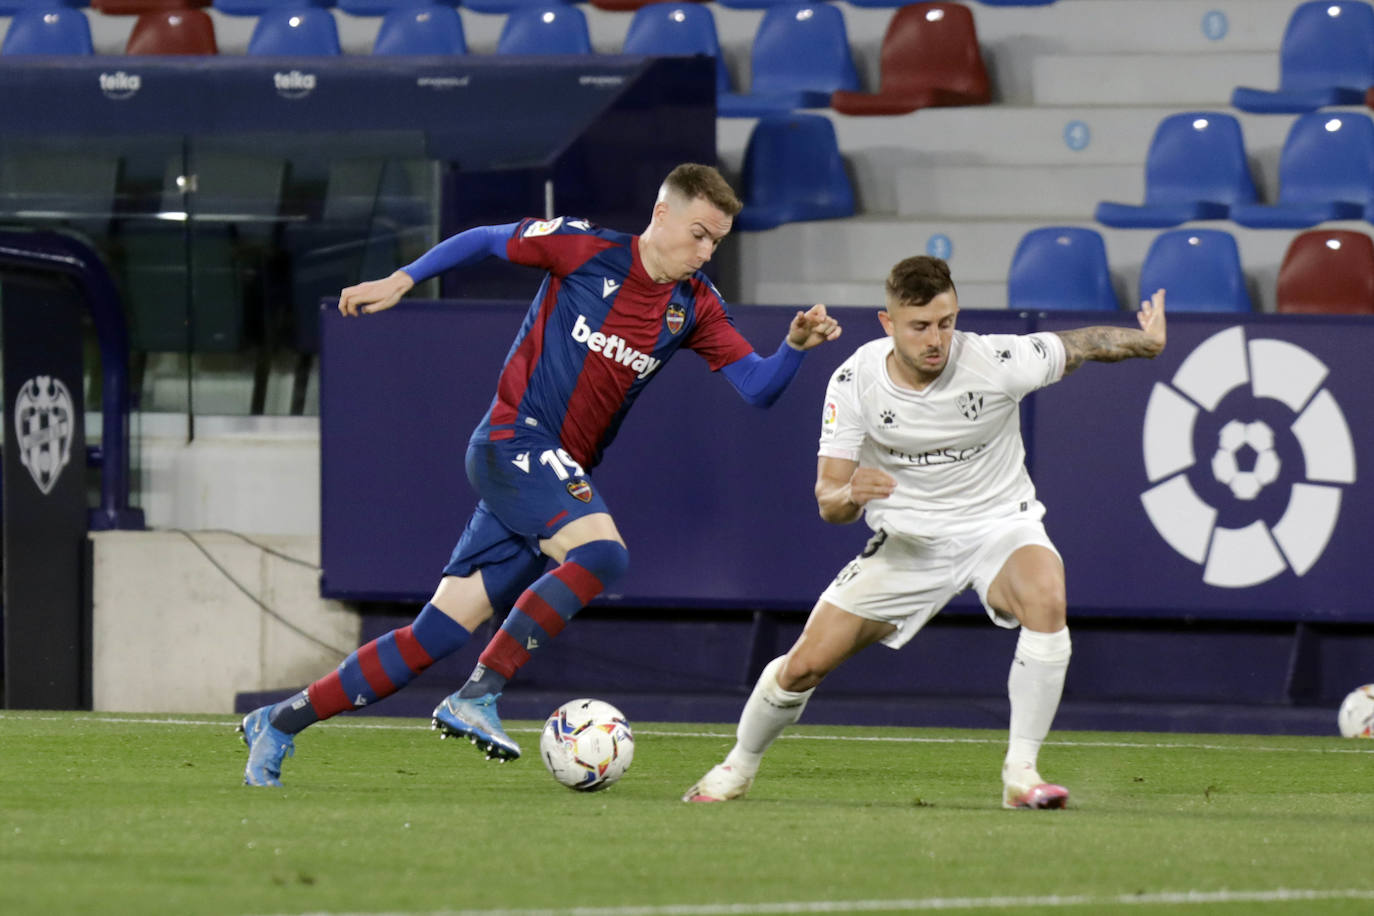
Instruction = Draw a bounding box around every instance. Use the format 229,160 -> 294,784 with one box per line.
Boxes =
239,163 -> 842,786
684,255 -> 1166,809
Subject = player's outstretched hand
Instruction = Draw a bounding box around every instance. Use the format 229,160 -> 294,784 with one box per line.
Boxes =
848,466 -> 896,507
787,304 -> 843,351
1138,288 -> 1166,357
338,270 -> 416,317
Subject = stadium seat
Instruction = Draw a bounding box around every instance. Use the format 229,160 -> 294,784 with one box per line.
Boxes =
1276,230 -> 1374,314
590,0 -> 682,10
1228,112 -> 1374,229
92,0 -> 210,12
1231,1 -> 1374,114
214,0 -> 333,14
496,5 -> 591,55
1138,230 -> 1252,313
338,0 -> 434,12
373,5 -> 466,55
464,0 -> 572,14
246,6 -> 342,55
1095,113 -> 1258,229
717,3 -> 861,117
830,3 -> 990,116
1,7 -> 94,54
735,114 -> 855,231
714,0 -> 814,9
125,8 -> 219,54
0,0 -> 87,9
1007,227 -> 1119,311
621,3 -> 730,96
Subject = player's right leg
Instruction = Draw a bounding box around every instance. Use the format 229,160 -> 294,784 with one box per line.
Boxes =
239,576 -> 484,786
683,600 -> 895,803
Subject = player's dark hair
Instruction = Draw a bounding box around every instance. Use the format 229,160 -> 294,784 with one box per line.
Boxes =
886,256 -> 956,307
663,163 -> 742,217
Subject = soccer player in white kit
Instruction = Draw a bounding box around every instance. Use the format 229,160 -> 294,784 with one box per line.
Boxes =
684,256 -> 1167,809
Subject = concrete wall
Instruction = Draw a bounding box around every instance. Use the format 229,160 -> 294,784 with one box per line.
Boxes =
91,530 -> 359,713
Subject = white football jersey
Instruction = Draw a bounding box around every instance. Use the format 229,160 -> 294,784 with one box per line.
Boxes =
818,330 -> 1066,537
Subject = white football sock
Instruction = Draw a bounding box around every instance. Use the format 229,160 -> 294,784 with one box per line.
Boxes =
723,655 -> 815,777
1005,626 -> 1072,773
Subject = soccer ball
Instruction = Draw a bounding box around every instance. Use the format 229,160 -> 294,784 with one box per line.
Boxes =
1338,685 -> 1374,738
539,698 -> 635,791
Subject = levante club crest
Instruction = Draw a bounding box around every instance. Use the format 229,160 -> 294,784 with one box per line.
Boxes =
566,479 -> 593,503
665,305 -> 685,335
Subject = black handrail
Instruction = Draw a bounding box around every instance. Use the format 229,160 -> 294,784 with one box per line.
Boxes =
0,229 -> 144,530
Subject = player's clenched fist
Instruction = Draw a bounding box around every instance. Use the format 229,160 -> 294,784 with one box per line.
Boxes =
338,270 -> 415,317
848,466 -> 896,506
787,303 -> 843,351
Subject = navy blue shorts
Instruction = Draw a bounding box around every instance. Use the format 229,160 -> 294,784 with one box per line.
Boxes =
441,431 -> 610,610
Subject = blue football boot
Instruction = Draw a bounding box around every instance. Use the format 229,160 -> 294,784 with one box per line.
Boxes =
431,692 -> 521,761
238,705 -> 295,787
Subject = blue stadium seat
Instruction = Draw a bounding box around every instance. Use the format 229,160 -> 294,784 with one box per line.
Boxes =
717,3 -> 861,117
465,0 -> 572,14
214,0 -> 333,14
714,0 -> 813,9
1231,1 -> 1374,114
1,8 -> 94,54
247,6 -> 342,55
338,0 -> 429,12
622,3 -> 730,96
1007,227 -> 1119,311
1229,112 -> 1374,229
496,5 -> 591,55
1139,230 -> 1252,313
735,114 -> 855,231
1095,112 -> 1258,228
0,0 -> 86,10
373,4 -> 466,55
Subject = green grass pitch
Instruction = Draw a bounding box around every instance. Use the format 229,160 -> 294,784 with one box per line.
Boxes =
2,711 -> 1372,916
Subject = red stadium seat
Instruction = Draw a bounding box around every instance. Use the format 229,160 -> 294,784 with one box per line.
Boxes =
125,8 -> 218,54
1276,230 -> 1374,314
830,2 -> 990,116
93,0 -> 212,11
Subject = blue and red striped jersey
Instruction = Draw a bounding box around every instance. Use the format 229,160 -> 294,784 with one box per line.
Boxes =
478,215 -> 754,469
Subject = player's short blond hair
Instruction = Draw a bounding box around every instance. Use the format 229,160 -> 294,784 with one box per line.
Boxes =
661,163 -> 742,217
886,256 -> 956,307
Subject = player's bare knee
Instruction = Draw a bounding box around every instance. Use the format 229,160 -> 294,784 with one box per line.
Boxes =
779,652 -> 831,692
429,575 -> 495,630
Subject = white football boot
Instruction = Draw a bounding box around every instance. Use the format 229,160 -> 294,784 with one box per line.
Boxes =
1002,761 -> 1069,809
682,763 -> 754,803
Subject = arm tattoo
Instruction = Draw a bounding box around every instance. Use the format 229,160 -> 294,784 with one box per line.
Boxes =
1054,326 -> 1162,375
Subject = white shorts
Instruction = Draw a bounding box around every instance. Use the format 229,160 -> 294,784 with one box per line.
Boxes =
818,506 -> 1061,649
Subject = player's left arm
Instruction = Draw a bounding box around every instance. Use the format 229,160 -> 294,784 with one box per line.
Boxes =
1055,288 -> 1167,376
718,305 -> 842,407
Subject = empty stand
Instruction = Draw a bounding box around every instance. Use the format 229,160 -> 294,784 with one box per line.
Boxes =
1231,0 -> 1374,114
830,3 -> 990,116
717,3 -> 861,117
1138,229 -> 1252,313
125,8 -> 218,54
1276,230 -> 1374,314
372,4 -> 466,55
591,0 -> 688,10
1,7 -> 94,54
214,0 -> 333,13
1095,112 -> 1258,229
246,7 -> 343,55
1007,227 -> 1118,311
735,114 -> 855,231
1229,112 -> 1374,229
496,5 -> 592,55
621,3 -> 730,95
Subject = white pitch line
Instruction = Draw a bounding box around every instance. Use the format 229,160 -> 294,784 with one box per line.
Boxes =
267,887 -> 1374,916
3,713 -> 1372,755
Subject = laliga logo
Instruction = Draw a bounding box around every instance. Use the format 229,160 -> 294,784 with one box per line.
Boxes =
273,70 -> 317,99
1140,327 -> 1355,588
15,375 -> 74,496
99,71 -> 141,100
